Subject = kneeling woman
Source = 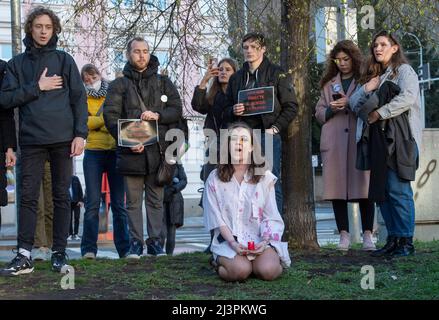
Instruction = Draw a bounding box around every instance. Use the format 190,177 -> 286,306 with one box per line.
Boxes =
203,122 -> 291,282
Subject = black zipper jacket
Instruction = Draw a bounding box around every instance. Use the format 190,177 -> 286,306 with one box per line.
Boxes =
224,56 -> 298,133
0,35 -> 87,146
0,59 -> 16,207
103,56 -> 182,175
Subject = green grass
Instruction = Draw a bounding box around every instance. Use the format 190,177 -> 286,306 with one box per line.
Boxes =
1,241 -> 439,300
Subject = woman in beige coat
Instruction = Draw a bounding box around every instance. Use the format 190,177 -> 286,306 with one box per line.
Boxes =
315,40 -> 375,251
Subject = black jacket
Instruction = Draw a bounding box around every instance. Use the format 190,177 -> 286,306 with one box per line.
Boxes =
70,175 -> 84,203
224,57 -> 298,133
103,56 -> 182,175
386,111 -> 418,181
164,163 -> 188,201
356,81 -> 418,201
0,60 -> 16,153
0,35 -> 88,146
191,86 -> 231,134
0,59 -> 16,207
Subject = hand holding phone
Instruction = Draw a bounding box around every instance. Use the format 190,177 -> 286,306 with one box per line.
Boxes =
332,93 -> 342,101
329,92 -> 348,112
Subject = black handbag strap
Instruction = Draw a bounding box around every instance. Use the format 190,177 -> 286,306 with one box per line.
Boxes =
133,87 -> 148,113
95,102 -> 105,116
130,75 -> 167,112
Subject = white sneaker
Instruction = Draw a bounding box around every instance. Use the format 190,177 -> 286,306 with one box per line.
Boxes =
67,235 -> 73,241
126,254 -> 141,260
33,247 -> 50,261
337,231 -> 351,251
73,234 -> 81,241
362,231 -> 376,251
83,252 -> 96,260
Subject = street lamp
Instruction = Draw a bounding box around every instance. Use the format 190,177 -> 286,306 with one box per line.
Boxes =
403,32 -> 425,129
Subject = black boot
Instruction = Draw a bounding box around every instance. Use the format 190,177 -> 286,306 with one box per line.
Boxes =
371,236 -> 398,257
391,237 -> 415,257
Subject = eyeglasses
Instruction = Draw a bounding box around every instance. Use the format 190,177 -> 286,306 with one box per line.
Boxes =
332,56 -> 351,65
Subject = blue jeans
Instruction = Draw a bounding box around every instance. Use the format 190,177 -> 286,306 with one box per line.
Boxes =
80,150 -> 130,257
379,168 -> 415,237
261,133 -> 283,214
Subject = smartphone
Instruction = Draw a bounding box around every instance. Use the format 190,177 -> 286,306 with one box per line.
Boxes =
210,57 -> 218,68
332,93 -> 342,101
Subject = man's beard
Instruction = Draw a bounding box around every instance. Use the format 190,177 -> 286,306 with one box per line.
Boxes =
131,60 -> 148,71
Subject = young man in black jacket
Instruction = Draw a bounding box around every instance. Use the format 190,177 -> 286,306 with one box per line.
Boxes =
0,59 -> 17,234
0,7 -> 87,275
104,37 -> 182,258
225,32 -> 298,214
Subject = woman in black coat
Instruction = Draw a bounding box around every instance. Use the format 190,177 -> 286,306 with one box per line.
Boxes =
192,58 -> 237,253
160,164 -> 187,255
0,59 -> 17,231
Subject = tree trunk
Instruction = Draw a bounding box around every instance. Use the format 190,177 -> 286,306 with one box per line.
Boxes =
281,0 -> 319,250
227,0 -> 246,59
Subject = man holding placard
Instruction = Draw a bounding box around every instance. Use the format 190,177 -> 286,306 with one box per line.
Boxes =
104,37 -> 182,258
225,32 -> 298,214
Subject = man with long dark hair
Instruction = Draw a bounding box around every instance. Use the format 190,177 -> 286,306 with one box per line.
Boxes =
0,7 -> 87,275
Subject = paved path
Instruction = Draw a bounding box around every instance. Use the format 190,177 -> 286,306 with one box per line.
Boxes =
0,206 -> 346,262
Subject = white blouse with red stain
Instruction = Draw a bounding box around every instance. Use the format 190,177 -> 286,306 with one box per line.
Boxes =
203,169 -> 291,267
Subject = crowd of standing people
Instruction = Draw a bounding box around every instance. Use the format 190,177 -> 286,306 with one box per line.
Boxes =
0,6 -> 422,283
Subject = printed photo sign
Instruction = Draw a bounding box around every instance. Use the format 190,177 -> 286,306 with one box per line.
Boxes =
118,119 -> 158,147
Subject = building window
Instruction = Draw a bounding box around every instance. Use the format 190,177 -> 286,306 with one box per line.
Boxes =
146,0 -> 167,11
154,50 -> 168,67
0,44 -> 12,60
109,0 -> 133,8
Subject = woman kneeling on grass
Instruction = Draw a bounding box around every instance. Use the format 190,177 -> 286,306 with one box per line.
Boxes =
203,122 -> 291,282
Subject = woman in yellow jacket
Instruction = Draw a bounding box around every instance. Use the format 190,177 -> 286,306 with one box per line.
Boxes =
80,64 -> 129,259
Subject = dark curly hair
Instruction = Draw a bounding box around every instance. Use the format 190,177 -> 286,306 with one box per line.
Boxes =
319,40 -> 363,88
24,6 -> 62,36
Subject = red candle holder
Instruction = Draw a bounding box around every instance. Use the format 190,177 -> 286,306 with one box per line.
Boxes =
248,241 -> 255,251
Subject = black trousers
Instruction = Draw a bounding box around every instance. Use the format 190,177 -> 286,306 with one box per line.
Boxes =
17,143 -> 72,252
70,202 -> 80,235
332,199 -> 375,233
0,152 -> 7,233
160,201 -> 176,255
